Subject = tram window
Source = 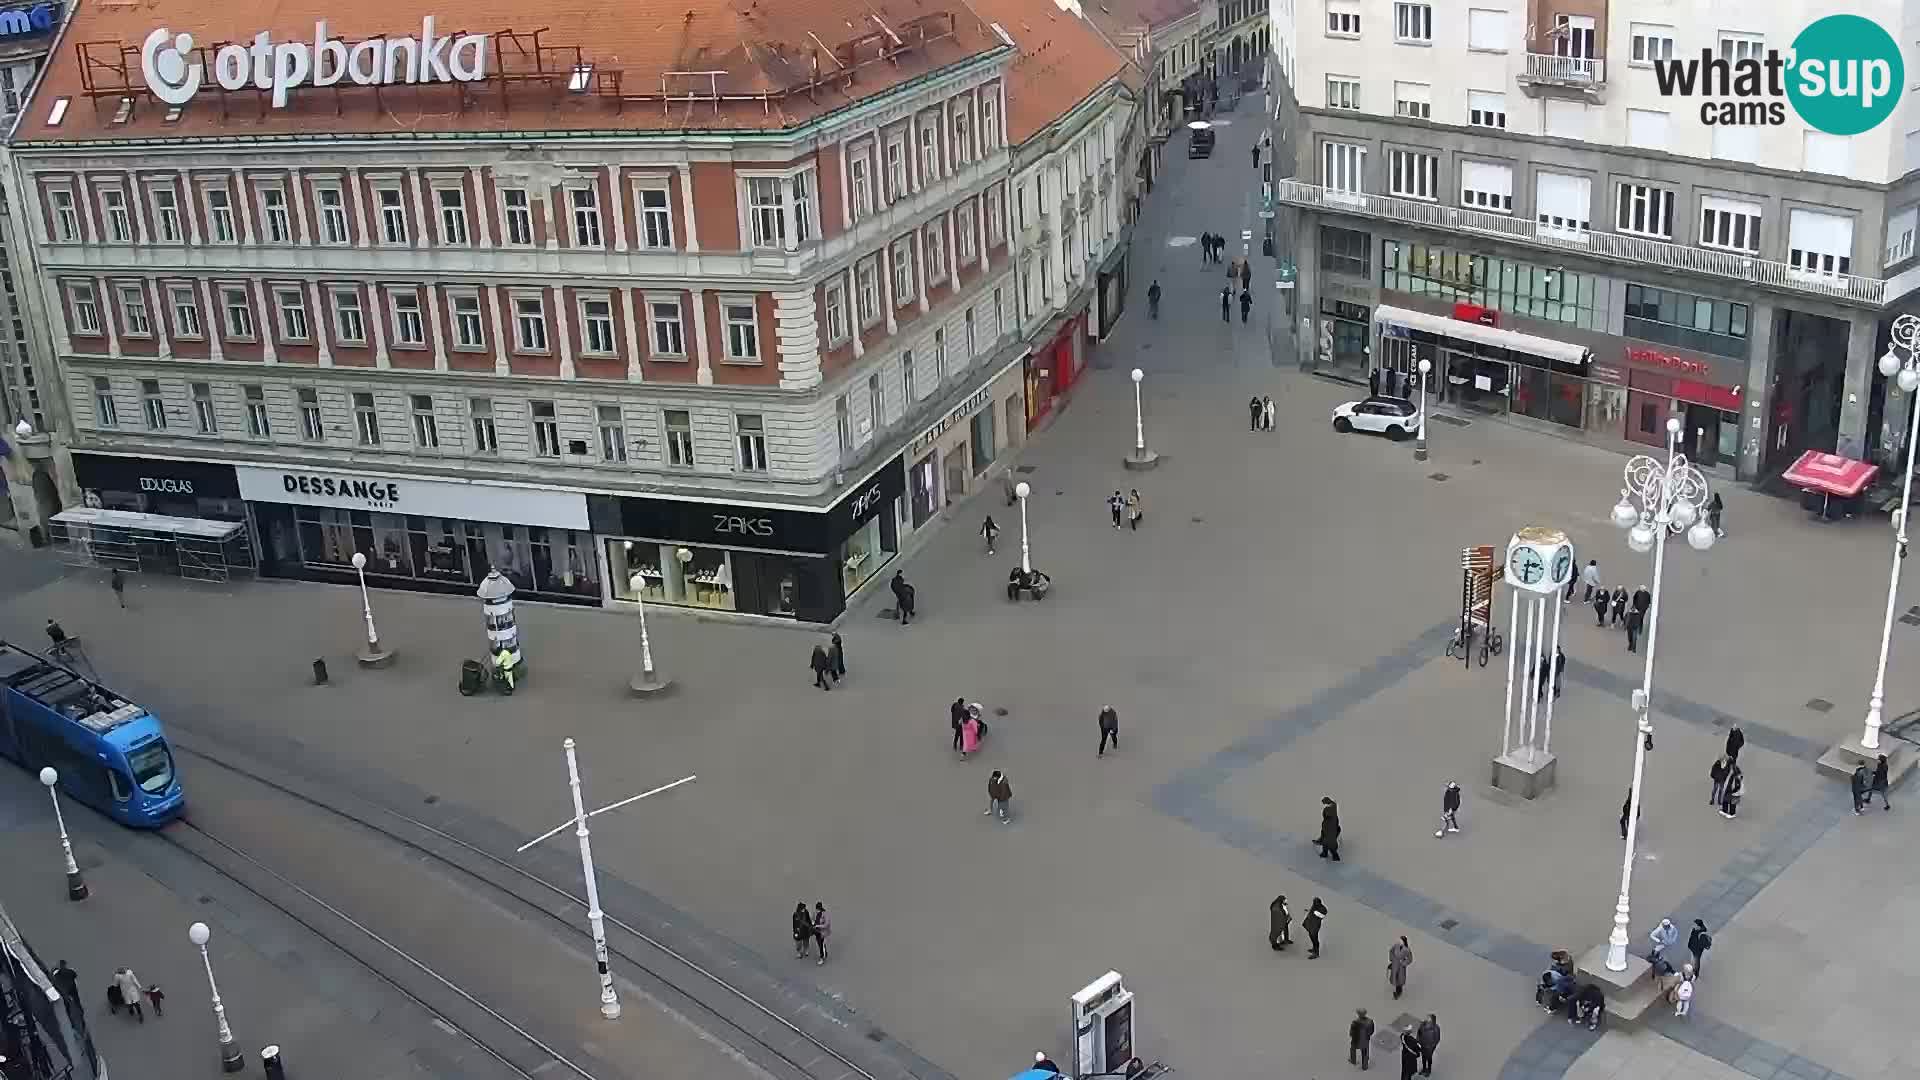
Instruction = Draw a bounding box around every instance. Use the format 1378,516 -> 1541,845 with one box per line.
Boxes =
108,767 -> 131,802
127,741 -> 175,795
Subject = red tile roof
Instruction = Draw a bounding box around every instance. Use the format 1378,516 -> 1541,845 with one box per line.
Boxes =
963,0 -> 1130,145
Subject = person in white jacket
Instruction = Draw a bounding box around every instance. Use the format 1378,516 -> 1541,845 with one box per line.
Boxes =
1649,918 -> 1681,967
1673,964 -> 1695,1017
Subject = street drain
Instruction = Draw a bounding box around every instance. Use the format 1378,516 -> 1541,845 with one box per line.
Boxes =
1805,698 -> 1834,713
1437,918 -> 1459,931
1015,465 -> 1038,474
1428,473 -> 1450,482
1431,414 -> 1471,428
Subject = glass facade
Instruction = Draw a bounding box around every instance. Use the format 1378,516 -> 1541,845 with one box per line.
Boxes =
1380,240 -> 1609,330
1621,284 -> 1751,359
1320,226 -> 1371,277
607,540 -> 737,611
1319,298 -> 1371,376
839,514 -> 895,597
271,507 -> 599,600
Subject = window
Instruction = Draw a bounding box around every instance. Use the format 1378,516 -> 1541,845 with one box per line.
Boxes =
1700,196 -> 1761,254
891,239 -> 916,303
903,348 -> 918,403
93,377 -> 116,427
723,300 -> 759,361
952,111 -> 972,166
1394,81 -> 1431,120
1320,225 -> 1371,276
569,186 -> 602,247
956,205 -> 977,265
332,288 -> 366,344
391,292 -> 425,347
221,286 -> 255,339
1389,150 -> 1439,200
925,225 -> 947,284
824,279 -> 850,345
1543,99 -> 1590,140
1393,2 -> 1431,43
1626,109 -> 1671,150
531,400 -> 560,457
469,398 -> 498,454
597,405 -> 626,462
260,186 -> 291,243
1535,171 -> 1591,234
317,186 -> 349,244
275,288 -> 309,341
437,187 -> 469,245
1322,141 -> 1365,194
985,186 -> 1005,243
354,391 -> 381,445
885,139 -> 908,202
1622,284 -> 1751,358
170,286 -> 200,338
1803,131 -> 1852,176
855,258 -> 881,326
581,298 -> 615,355
1710,124 -> 1760,163
1326,0 -> 1359,36
205,187 -> 235,243
1466,8 -> 1505,51
192,382 -> 217,434
1887,206 -> 1917,266
934,327 -> 950,379
649,299 -> 685,355
49,188 -> 78,241
117,285 -> 152,336
1630,23 -> 1674,65
514,295 -> 548,351
981,94 -> 1000,149
836,394 -> 853,451
919,122 -> 940,182
869,371 -> 886,434
849,153 -> 873,222
502,188 -> 533,245
1459,161 -> 1513,213
141,379 -> 166,430
1468,90 -> 1507,129
1326,76 -> 1360,111
151,186 -> 181,242
452,293 -> 484,348
1718,32 -> 1763,64
96,187 -> 131,242
244,385 -> 270,437
1616,182 -> 1676,239
638,187 -> 673,248
377,186 -> 407,244
664,409 -> 694,467
1788,209 -> 1854,277
737,414 -> 768,471
298,387 -> 323,441
747,176 -> 786,249
790,172 -> 815,244
1556,15 -> 1596,58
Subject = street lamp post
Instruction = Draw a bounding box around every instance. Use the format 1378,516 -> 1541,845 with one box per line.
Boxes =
1015,482 -> 1032,575
37,768 -> 86,901
187,922 -> 245,1072
1124,367 -> 1161,470
1602,416 -> 1716,972
1414,357 -> 1432,462
1861,313 -> 1920,751
349,551 -> 393,667
563,738 -> 622,1018
626,553 -> 673,697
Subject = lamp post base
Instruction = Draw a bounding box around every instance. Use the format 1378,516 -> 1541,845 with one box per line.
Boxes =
1489,750 -> 1557,800
218,1039 -> 246,1073
1816,735 -> 1916,783
628,672 -> 675,698
1572,944 -> 1662,1026
356,642 -> 395,668
65,870 -> 88,902
1122,448 -> 1162,471
1414,437 -> 1428,462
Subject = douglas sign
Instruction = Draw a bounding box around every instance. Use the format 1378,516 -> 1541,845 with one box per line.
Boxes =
141,18 -> 489,109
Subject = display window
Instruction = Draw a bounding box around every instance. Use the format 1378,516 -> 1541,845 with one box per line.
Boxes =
839,514 -> 896,597
608,540 -> 738,612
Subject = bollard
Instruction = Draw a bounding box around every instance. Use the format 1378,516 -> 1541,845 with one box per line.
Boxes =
311,659 -> 328,686
261,1045 -> 285,1080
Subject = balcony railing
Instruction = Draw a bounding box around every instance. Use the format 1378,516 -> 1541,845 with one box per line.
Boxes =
1275,180 -> 1887,307
1520,52 -> 1605,88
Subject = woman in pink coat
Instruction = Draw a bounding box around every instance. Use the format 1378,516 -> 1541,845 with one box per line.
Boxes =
960,712 -> 983,758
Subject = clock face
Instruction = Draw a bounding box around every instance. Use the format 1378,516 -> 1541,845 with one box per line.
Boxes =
1509,547 -> 1545,585
1550,549 -> 1574,584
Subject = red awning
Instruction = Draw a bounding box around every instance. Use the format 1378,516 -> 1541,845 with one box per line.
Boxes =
1781,451 -> 1879,498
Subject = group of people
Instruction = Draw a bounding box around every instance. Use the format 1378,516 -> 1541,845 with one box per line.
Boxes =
1221,283 -> 1252,323
1198,232 -> 1232,264
1106,489 -> 1145,530
1266,894 -> 1330,958
808,633 -> 847,690
1711,726 -> 1746,819
1536,950 -> 1606,1030
1849,754 -> 1893,814
947,697 -> 1011,824
1582,568 -> 1652,654
790,901 -> 832,965
1345,1006 -> 1441,1077
1248,395 -> 1276,431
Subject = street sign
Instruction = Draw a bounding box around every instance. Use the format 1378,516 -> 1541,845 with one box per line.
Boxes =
1258,210 -> 1275,219
1275,281 -> 1294,290
1240,229 -> 1252,241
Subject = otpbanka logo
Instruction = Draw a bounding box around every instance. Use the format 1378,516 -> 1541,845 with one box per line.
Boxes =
141,19 -> 489,110
1651,15 -> 1904,136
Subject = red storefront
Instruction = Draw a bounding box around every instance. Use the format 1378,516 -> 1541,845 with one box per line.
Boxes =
1025,312 -> 1086,430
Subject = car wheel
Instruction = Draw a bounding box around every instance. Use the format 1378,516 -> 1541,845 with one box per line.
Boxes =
1333,417 -> 1353,433
1386,425 -> 1408,441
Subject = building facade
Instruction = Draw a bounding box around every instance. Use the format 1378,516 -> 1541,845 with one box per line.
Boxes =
10,0 -> 1032,623
1273,0 -> 1920,484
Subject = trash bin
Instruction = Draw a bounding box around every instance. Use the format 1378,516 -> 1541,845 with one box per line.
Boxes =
311,659 -> 329,685
262,1045 -> 285,1080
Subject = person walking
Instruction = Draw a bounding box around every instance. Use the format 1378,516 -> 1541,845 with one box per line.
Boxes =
1631,583 -> 1652,621
1097,705 -> 1119,756
1872,753 -> 1892,810
1148,279 -> 1161,319
1268,894 -> 1292,950
1249,396 -> 1264,431
792,901 -> 814,958
1240,259 -> 1252,293
113,968 -> 146,1022
1435,781 -> 1462,837
1724,725 -> 1745,764
110,568 -> 126,609
1563,561 -> 1579,604
51,960 -> 79,1004
1415,1015 -> 1440,1077
1707,491 -> 1725,537
890,570 -> 915,625
961,710 -> 983,759
1610,585 -> 1629,628
1620,789 -> 1638,839
1553,646 -> 1567,699
1221,285 -> 1232,322
1581,559 -> 1602,603
981,515 -> 999,554
1304,897 -> 1329,958
1687,919 -> 1712,975
1262,395 -> 1276,432
1239,287 -> 1252,323
811,902 -> 831,965
829,632 -> 846,681
1709,756 -> 1730,806
1719,766 -> 1743,818
1316,796 -> 1342,860
1107,490 -> 1126,529
1126,489 -> 1143,531
951,697 -> 968,752
1673,964 -> 1695,1017
985,770 -> 1012,822
1252,143 -> 1261,170
810,643 -> 834,690
1387,936 -> 1413,1000
1399,1025 -> 1422,1080
1852,763 -> 1871,814
1348,1007 -> 1374,1070
1200,233 -> 1211,264
1592,585 -> 1611,627
1626,603 -> 1645,653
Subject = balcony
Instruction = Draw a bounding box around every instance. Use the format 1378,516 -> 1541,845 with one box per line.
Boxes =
1517,53 -> 1605,98
1274,180 -> 1887,308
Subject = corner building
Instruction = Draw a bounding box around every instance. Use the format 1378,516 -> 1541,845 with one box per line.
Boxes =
13,0 -> 1025,622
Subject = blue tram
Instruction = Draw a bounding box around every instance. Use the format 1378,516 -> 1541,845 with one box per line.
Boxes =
0,641 -> 183,827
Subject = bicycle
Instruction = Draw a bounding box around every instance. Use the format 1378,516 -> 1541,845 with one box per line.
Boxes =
1444,620 -> 1475,660
1478,623 -> 1504,668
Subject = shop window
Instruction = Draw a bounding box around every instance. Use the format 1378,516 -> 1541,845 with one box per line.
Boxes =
608,540 -> 737,612
1621,283 -> 1749,358
1319,226 -> 1370,276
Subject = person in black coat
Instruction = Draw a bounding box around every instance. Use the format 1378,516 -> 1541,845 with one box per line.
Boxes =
1400,1026 -> 1423,1080
829,633 -> 846,680
1592,586 -> 1611,627
810,644 -> 834,690
1724,726 -> 1744,763
1553,646 -> 1567,698
890,571 -> 916,625
1631,584 -> 1652,618
1316,796 -> 1342,860
1872,753 -> 1892,810
1268,894 -> 1292,950
951,698 -> 968,751
1303,897 -> 1328,958
1221,285 -> 1232,322
1249,396 -> 1264,430
1610,586 -> 1629,627
792,901 -> 815,957
1347,1006 -> 1372,1069
1619,788 -> 1639,839
1097,705 -> 1119,756
1626,605 -> 1646,653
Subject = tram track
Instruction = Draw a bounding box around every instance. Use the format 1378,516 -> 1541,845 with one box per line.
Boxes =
163,736 -> 883,1080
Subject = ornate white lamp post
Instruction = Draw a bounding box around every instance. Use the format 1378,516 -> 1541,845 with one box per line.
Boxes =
1414,357 -> 1432,461
37,767 -> 87,901
1602,415 -> 1716,972
1123,367 -> 1160,470
188,922 -> 245,1072
349,552 -> 392,667
1015,482 -> 1032,575
1861,314 -> 1920,751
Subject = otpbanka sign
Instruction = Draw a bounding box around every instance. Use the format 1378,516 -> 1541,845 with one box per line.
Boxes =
141,19 -> 489,109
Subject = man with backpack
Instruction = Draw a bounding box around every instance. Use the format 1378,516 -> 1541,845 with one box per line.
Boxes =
1687,919 -> 1712,976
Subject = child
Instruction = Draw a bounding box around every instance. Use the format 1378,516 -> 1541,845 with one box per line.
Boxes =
1673,965 -> 1695,1017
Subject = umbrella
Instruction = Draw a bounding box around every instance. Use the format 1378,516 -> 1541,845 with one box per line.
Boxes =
1186,120 -> 1211,130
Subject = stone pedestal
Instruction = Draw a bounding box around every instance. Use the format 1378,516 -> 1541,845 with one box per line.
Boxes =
1490,749 -> 1557,799
1574,944 -> 1662,1026
1816,734 -> 1917,784
356,644 -> 394,668
1122,448 -> 1162,470
628,672 -> 675,698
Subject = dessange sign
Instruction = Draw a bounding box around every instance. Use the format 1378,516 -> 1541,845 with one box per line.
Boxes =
235,465 -> 589,530
140,19 -> 489,109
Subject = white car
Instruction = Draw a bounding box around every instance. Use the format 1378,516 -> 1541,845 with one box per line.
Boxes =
1331,395 -> 1419,440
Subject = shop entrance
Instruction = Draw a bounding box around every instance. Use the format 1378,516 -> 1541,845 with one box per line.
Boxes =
943,446 -> 969,508
910,453 -> 938,527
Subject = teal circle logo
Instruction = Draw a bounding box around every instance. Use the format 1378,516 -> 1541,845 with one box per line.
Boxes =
1787,15 -> 1904,136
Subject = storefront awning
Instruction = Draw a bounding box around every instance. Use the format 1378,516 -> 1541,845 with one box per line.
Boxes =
1781,451 -> 1879,498
1373,305 -> 1590,366
51,506 -> 245,540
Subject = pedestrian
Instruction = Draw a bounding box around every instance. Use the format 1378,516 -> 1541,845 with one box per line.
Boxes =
1240,259 -> 1252,292
1400,1025 -> 1422,1080
890,570 -> 915,625
1348,1006 -> 1373,1070
1239,287 -> 1251,323
1126,489 -> 1143,530
1648,917 -> 1679,966
1592,585 -> 1610,627
113,968 -> 145,1022
141,984 -> 165,1015
1148,279 -> 1161,319
109,568 -> 126,609
1872,753 -> 1892,810
810,643 -> 833,690
1687,919 -> 1712,975
1107,489 -> 1126,529
1033,1052 -> 1062,1075
1435,781 -> 1461,837
1097,705 -> 1119,756
1369,368 -> 1382,397
45,618 -> 67,649
1252,143 -> 1261,170
1581,559 -> 1602,602
829,632 -> 846,681
1316,796 -> 1342,861
1709,756 -> 1730,806
1724,725 -> 1744,764
1262,395 -> 1275,431
1673,964 -> 1695,1017
1249,396 -> 1264,431
1532,652 -> 1548,702
985,769 -> 1012,822
1268,894 -> 1292,950
1221,285 -> 1231,322
1852,763 -> 1870,814
1387,936 -> 1413,999
1415,1015 -> 1439,1077
951,697 -> 968,751
1200,233 -> 1210,264
1625,605 -> 1644,653
1553,646 -> 1567,699
812,902 -> 831,965
792,901 -> 813,957
1304,897 -> 1328,958
1563,560 -> 1578,604
1707,491 -> 1725,537
1719,766 -> 1743,818
1631,583 -> 1652,620
961,710 -> 983,759
1610,586 -> 1629,627
1620,789 -> 1638,839
51,960 -> 79,1004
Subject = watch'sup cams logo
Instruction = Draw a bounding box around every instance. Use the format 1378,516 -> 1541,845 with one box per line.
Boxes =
1650,15 -> 1903,136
